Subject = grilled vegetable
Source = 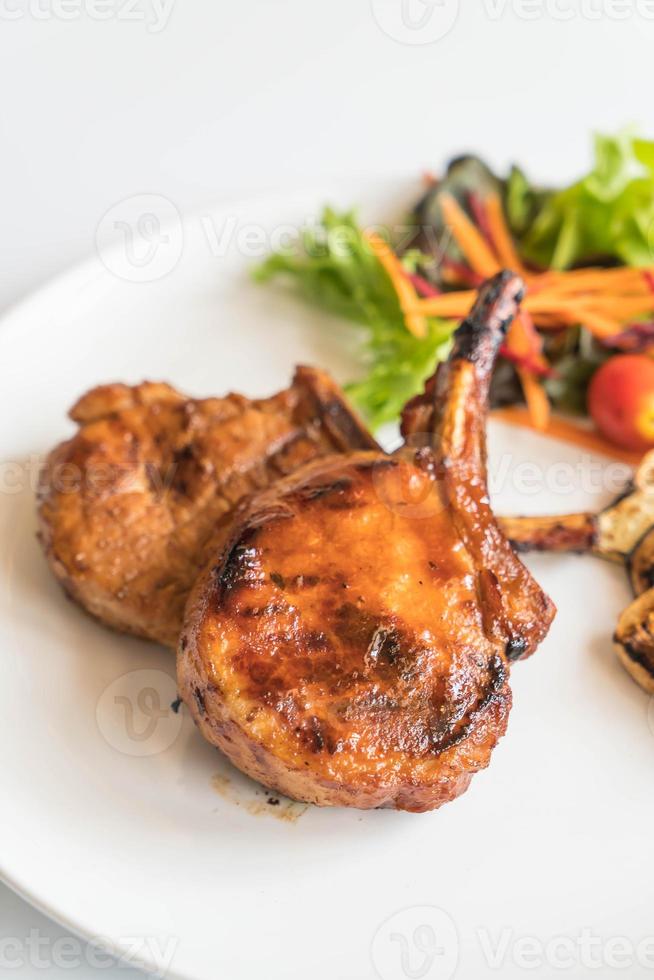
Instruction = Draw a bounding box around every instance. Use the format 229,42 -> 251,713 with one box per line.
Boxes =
628,525 -> 654,596
614,588 -> 654,694
499,451 -> 654,563
499,450 -> 654,696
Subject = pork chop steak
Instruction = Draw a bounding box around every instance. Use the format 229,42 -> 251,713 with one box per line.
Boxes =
38,368 -> 377,647
178,272 -> 556,812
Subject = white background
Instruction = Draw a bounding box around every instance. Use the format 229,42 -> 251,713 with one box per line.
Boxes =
2,1 -> 654,976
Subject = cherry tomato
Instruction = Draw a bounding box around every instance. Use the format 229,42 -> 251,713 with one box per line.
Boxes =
588,354 -> 654,452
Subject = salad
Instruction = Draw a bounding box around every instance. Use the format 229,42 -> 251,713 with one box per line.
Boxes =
255,132 -> 654,458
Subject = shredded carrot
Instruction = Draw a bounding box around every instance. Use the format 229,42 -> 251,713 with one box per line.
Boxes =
516,369 -> 551,431
413,281 -> 654,328
364,231 -> 427,338
484,194 -> 528,276
405,312 -> 429,338
439,194 -> 500,278
537,277 -> 652,299
363,191 -> 654,433
408,291 -> 476,318
576,296 -> 654,318
504,310 -> 551,427
411,273 -> 654,345
468,192 -> 498,254
500,295 -> 624,339
492,407 -> 643,466
506,311 -> 546,363
544,266 -> 654,288
557,306 -> 623,339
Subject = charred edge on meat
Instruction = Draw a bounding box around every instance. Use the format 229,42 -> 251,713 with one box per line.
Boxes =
452,270 -> 525,369
505,636 -> 528,662
430,653 -> 509,754
213,527 -> 261,602
321,398 -> 379,452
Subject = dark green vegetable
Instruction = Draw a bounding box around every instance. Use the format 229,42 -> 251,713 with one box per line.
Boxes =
543,328 -> 610,415
410,155 -> 502,274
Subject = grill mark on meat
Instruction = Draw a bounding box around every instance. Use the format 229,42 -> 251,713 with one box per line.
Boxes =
213,529 -> 262,601
227,562 -> 507,761
295,477 -> 353,502
290,574 -> 320,589
305,392 -> 379,453
195,463 -> 517,763
296,715 -> 339,754
333,602 -> 379,653
168,443 -> 211,497
264,648 -> 508,761
192,685 -> 207,715
428,653 -> 508,754
241,601 -> 288,618
365,626 -> 402,667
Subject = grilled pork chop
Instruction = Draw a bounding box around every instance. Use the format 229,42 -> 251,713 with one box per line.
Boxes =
38,368 -> 377,647
178,272 -> 556,812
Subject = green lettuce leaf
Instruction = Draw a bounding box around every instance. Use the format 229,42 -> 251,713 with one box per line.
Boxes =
518,133 -> 654,269
254,208 -> 455,429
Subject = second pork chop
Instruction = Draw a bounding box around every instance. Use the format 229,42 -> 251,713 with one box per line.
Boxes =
38,367 -> 377,647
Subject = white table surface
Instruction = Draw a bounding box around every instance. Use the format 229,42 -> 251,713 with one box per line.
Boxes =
2,2 -> 654,976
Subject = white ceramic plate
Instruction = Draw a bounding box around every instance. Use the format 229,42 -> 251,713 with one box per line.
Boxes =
2,180 -> 653,980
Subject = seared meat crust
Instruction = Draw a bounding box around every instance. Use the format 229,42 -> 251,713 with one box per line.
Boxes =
180,454 -> 516,811
178,273 -> 556,811
38,368 -> 377,647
